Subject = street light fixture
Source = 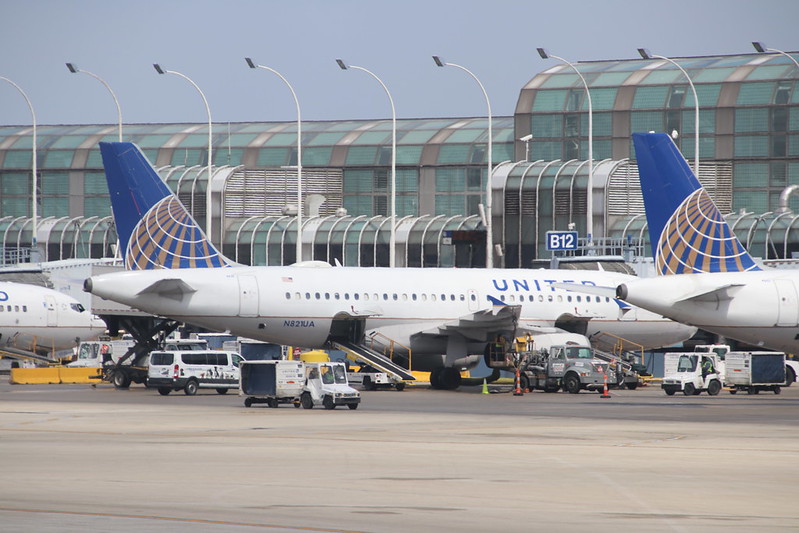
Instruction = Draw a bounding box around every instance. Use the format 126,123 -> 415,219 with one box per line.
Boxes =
752,41 -> 799,70
246,57 -> 304,263
637,48 -> 700,176
153,64 -> 214,243
537,48 -> 594,243
432,55 -> 495,268
0,76 -> 37,257
336,58 -> 397,267
66,62 -> 123,142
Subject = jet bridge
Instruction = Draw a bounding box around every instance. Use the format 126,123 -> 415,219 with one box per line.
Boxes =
330,340 -> 416,382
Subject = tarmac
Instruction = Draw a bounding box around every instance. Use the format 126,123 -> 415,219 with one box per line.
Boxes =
1,381 -> 798,532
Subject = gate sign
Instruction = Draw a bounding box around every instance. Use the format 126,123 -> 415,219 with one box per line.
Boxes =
546,231 -> 578,251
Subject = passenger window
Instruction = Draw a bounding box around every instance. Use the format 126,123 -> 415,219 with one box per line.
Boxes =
285,292 -> 290,299
315,292 -> 320,299
305,292 -> 310,299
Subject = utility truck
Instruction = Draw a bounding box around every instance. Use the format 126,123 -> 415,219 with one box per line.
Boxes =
67,339 -> 135,367
495,332 -> 634,394
695,344 -> 798,387
240,360 -> 360,410
661,352 -> 724,396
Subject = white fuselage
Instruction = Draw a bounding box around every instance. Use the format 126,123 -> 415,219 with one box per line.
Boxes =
618,269 -> 799,353
87,266 -> 694,369
0,282 -> 106,354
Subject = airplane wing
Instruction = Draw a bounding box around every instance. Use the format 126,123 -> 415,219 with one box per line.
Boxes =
136,278 -> 197,301
413,303 -> 522,342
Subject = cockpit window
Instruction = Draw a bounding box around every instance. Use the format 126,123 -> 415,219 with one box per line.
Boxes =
70,303 -> 86,313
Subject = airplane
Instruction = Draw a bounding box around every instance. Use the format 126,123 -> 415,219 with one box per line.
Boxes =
613,131 -> 799,354
83,142 -> 696,389
0,281 -> 106,356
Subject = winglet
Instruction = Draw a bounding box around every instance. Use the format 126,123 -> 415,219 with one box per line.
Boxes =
100,142 -> 230,270
632,132 -> 760,275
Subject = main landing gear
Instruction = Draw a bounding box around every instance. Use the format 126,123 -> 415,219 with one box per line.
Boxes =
429,367 -> 462,390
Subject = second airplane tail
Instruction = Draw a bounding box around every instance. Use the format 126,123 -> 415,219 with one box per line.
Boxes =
632,132 -> 760,275
100,142 -> 230,270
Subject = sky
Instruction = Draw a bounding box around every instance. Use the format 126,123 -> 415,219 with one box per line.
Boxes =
0,0 -> 797,127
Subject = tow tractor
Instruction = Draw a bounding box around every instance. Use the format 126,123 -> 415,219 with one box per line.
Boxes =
300,361 -> 361,410
661,352 -> 724,396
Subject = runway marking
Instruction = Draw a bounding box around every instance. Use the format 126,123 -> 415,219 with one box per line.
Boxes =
0,507 -> 366,532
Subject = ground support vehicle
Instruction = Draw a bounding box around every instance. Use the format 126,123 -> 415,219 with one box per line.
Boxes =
300,361 -> 360,410
347,365 -> 406,391
147,350 -> 245,395
695,344 -> 798,387
661,352 -> 724,396
67,339 -> 135,368
521,344 -> 613,394
240,360 -> 305,407
725,351 -> 785,395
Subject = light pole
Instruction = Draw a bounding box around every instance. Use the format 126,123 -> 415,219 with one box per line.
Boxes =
153,64 -> 214,242
0,76 -> 37,257
336,58 -> 397,268
246,57 -> 303,263
66,63 -> 123,142
752,42 -> 799,69
432,55 -> 494,268
637,49 -> 700,176
537,48 -> 594,243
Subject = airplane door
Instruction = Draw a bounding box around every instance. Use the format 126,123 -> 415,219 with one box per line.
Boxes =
467,290 -> 479,311
774,279 -> 799,327
45,296 -> 57,327
238,276 -> 259,318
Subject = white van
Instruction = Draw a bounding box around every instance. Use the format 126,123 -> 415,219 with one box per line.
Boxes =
147,350 -> 245,396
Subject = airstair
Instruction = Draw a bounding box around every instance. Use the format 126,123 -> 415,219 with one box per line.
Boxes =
331,340 -> 416,382
590,332 -> 648,386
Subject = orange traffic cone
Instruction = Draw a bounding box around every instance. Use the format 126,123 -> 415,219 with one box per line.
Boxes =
513,368 -> 524,396
601,373 -> 611,398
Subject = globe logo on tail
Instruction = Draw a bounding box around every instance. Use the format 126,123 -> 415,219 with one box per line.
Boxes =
125,196 -> 228,270
656,189 -> 760,275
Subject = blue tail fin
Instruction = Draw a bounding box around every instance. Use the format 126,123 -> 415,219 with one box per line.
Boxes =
632,132 -> 760,275
100,142 -> 230,270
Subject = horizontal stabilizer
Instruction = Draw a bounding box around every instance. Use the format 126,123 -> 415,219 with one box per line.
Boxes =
675,283 -> 745,304
136,278 -> 197,301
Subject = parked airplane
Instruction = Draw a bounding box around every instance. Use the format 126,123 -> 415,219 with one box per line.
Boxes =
615,132 -> 799,353
0,281 -> 106,356
84,142 -> 695,388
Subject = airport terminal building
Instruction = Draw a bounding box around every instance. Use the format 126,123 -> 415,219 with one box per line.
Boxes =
1,51 -> 798,268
